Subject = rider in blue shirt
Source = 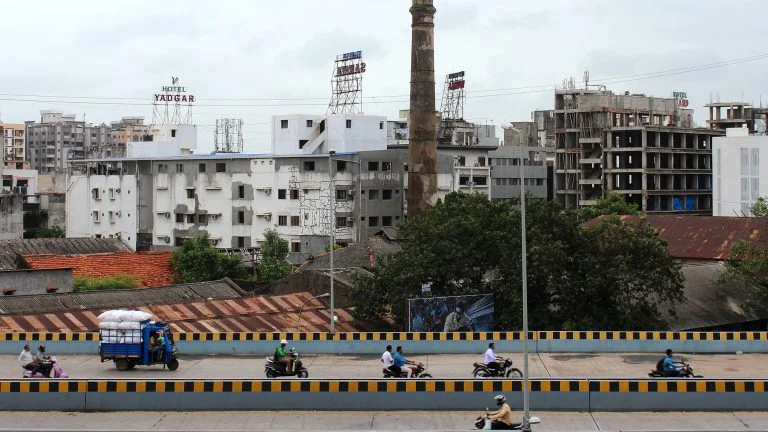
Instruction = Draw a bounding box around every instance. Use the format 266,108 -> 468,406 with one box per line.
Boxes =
662,349 -> 683,376
393,346 -> 416,377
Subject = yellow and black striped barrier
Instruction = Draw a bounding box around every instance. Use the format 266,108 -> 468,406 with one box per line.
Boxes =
2,333 -> 98,342
0,379 -> 766,393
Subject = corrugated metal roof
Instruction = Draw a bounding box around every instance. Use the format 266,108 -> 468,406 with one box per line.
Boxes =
0,291 -> 372,333
0,238 -> 130,270
299,236 -> 400,271
583,215 -> 768,260
0,279 -> 244,315
21,251 -> 174,287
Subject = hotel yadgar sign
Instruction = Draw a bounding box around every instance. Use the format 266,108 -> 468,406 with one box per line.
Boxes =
154,77 -> 195,103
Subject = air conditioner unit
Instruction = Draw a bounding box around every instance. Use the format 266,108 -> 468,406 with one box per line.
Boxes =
211,214 -> 219,220
264,188 -> 272,194
116,211 -> 122,217
164,212 -> 171,218
116,233 -> 121,238
165,237 -> 171,244
348,190 -> 355,196
115,188 -> 121,193
265,214 -> 272,222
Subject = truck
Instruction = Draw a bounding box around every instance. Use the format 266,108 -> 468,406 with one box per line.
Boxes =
99,320 -> 180,371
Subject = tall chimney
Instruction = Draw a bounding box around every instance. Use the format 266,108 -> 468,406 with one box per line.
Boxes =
407,0 -> 438,218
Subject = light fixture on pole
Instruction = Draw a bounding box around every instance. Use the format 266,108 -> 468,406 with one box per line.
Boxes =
519,145 -> 531,432
296,292 -> 331,332
328,149 -> 336,334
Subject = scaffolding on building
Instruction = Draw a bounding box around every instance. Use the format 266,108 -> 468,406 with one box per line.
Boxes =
214,119 -> 244,153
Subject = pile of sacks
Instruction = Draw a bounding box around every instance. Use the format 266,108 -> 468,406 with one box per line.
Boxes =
98,310 -> 153,344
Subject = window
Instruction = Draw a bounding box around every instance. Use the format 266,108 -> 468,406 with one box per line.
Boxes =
346,119 -> 352,128
306,120 -> 313,127
290,189 -> 299,200
368,189 -> 379,200
186,188 -> 195,199
368,216 -> 379,227
336,216 -> 348,227
379,122 -> 384,130
92,188 -> 101,200
235,237 -> 245,248
536,179 -> 544,186
199,163 -> 206,173
176,213 -> 184,223
186,214 -> 195,223
299,139 -> 308,149
368,161 -> 379,171
238,211 -> 245,224
291,241 -> 301,253
304,161 -> 315,171
237,185 -> 245,199
381,161 -> 392,171
278,189 -> 287,199
459,176 -> 470,185
278,215 -> 288,226
458,156 -> 466,166
92,211 -> 100,223
336,189 -> 348,200
290,215 -> 300,226
108,211 -> 115,223
281,119 -> 288,129
171,129 -> 177,138
198,214 -> 208,224
109,188 -> 116,200
336,161 -> 347,172
478,157 -> 486,167
382,216 -> 392,227
216,162 -> 226,173
175,163 -> 183,172
158,163 -> 167,173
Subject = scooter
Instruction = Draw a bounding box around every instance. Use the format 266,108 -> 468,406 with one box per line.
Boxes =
473,358 -> 522,378
264,349 -> 309,378
648,360 -> 702,378
474,413 -> 541,430
22,357 -> 68,379
382,362 -> 432,378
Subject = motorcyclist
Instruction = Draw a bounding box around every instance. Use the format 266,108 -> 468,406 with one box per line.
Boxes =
661,348 -> 685,377
34,345 -> 52,378
393,346 -> 418,378
484,342 -> 504,376
381,345 -> 399,375
274,339 -> 293,374
486,394 -> 520,430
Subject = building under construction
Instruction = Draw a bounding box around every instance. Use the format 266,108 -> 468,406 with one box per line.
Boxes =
555,89 -> 724,213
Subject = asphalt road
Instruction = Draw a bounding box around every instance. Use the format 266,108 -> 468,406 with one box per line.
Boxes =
1,352 -> 764,379
1,411 -> 767,431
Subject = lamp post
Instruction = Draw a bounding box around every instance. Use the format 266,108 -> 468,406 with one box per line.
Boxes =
519,145 -> 531,432
296,292 -> 331,332
328,149 -> 336,334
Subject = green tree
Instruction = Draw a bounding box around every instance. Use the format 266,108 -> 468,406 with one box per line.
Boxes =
24,226 -> 65,239
170,234 -> 245,283
258,229 -> 292,284
720,197 -> 768,315
578,192 -> 640,222
349,192 -> 684,330
73,274 -> 137,292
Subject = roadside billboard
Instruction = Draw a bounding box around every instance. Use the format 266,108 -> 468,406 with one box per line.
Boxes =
408,294 -> 494,332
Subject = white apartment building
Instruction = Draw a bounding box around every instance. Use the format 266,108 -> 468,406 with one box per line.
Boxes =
272,114 -> 387,155
713,127 -> 768,216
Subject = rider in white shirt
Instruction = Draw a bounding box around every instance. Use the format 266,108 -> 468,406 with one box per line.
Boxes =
484,342 -> 504,375
381,345 -> 398,375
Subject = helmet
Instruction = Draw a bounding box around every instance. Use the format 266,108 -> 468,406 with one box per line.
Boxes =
38,345 -> 46,353
280,339 -> 288,345
494,394 -> 506,405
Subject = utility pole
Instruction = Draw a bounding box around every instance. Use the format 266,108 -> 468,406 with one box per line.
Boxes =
520,146 -> 531,432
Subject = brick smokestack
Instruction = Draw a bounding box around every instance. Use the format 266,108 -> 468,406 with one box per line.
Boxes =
407,0 -> 438,218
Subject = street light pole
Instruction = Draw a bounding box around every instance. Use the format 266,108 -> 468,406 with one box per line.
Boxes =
296,292 -> 331,332
329,149 -> 336,334
520,146 -> 531,432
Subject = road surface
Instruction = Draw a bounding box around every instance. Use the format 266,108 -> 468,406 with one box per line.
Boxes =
1,352 -> 764,379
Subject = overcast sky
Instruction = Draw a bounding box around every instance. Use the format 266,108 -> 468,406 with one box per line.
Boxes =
1,0 -> 766,153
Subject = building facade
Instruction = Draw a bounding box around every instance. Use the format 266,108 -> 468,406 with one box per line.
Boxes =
554,89 -> 723,213
1,122 -> 27,170
489,146 -> 548,200
272,114 -> 387,155
712,127 -> 768,217
25,111 -> 110,173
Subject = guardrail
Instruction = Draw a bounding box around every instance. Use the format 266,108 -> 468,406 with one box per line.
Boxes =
0,378 -> 765,411
2,332 -> 767,355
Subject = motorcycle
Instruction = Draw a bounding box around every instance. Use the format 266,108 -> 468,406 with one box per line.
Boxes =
474,413 -> 541,430
648,360 -> 702,378
473,358 -> 522,378
264,349 -> 309,378
382,362 -> 432,378
22,357 -> 68,379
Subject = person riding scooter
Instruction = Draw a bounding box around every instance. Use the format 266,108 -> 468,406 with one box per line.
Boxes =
484,343 -> 504,376
393,346 -> 418,378
381,345 -> 399,376
34,345 -> 53,378
18,344 -> 39,375
660,349 -> 686,377
486,395 -> 520,430
274,339 -> 294,374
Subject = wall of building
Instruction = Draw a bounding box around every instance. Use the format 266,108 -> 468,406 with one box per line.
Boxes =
66,173 -> 138,246
0,269 -> 73,295
25,111 -> 110,173
272,114 -> 387,155
713,128 -> 768,216
489,146 -> 548,200
0,194 -> 23,240
1,122 -> 27,170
